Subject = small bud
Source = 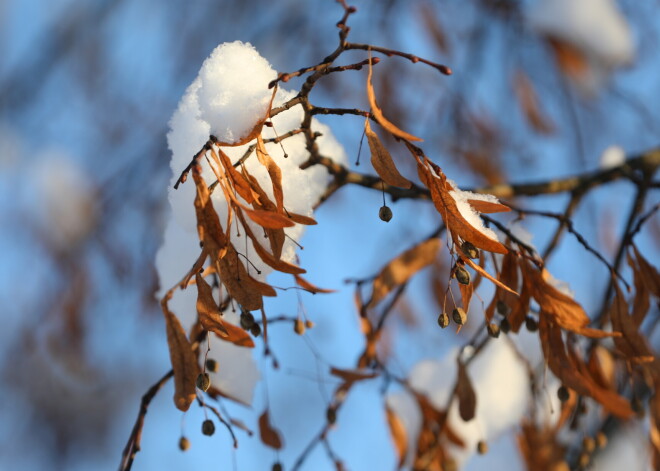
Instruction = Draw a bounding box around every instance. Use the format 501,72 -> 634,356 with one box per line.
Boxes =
326,407 -> 337,425
240,311 -> 255,330
582,436 -> 596,454
250,323 -> 261,337
379,205 -> 393,222
500,317 -> 511,333
294,319 -> 306,335
272,463 -> 283,471
178,436 -> 190,451
196,373 -> 211,392
525,316 -> 538,332
454,266 -> 471,285
205,358 -> 219,373
452,308 -> 467,325
496,300 -> 508,316
487,323 -> 500,338
476,440 -> 488,454
595,432 -> 608,449
557,385 -> 570,402
305,320 -> 314,329
437,312 -> 450,329
460,241 -> 479,259
201,419 -> 215,436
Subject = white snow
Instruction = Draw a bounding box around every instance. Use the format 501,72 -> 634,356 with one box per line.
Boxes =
600,145 -> 626,169
390,339 -> 530,467
528,0 -> 635,93
156,41 -> 347,405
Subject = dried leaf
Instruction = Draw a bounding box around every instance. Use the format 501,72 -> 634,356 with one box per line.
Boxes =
258,410 -> 283,450
385,406 -> 408,469
547,38 -> 590,83
628,251 -> 650,328
294,274 -> 335,294
212,147 -> 259,204
632,244 -> 660,299
256,135 -> 284,212
609,280 -> 653,362
539,316 -> 633,419
162,302 -> 198,411
330,367 -> 378,383
464,258 -> 518,296
513,70 -> 554,134
287,212 -> 317,225
192,165 -> 227,256
370,238 -> 441,307
367,52 -> 422,142
417,158 -> 508,254
466,199 -> 511,214
365,119 -> 412,189
456,360 -> 476,421
243,207 -> 296,229
242,167 -> 285,259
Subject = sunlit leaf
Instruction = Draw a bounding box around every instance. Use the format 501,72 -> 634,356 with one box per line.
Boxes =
365,118 -> 412,189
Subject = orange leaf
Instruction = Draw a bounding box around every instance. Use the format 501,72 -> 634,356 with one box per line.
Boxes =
255,135 -> 284,213
287,212 -> 317,225
244,207 -> 296,229
632,244 -> 660,299
512,70 -> 554,135
369,238 -> 441,307
464,257 -> 518,296
456,360 -> 476,422
466,199 -> 511,214
162,302 -> 198,411
385,406 -> 408,469
192,165 -> 228,256
609,280 -> 653,362
258,410 -> 283,450
365,119 -> 412,189
294,274 -> 335,294
330,367 -> 378,383
212,147 -> 259,204
367,51 -> 422,142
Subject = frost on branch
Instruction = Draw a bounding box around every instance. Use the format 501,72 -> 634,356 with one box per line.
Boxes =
155,41 -> 346,406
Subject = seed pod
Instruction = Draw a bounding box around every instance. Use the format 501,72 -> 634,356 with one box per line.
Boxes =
178,436 -> 190,451
557,385 -> 570,402
201,419 -> 215,436
496,300 -> 508,316
595,432 -> 607,449
205,358 -> 219,373
487,323 -> 500,338
452,308 -> 467,325
305,320 -> 314,329
250,323 -> 261,337
500,317 -> 511,333
240,311 -> 255,330
476,440 -> 488,454
525,316 -> 538,332
326,407 -> 337,425
437,312 -> 450,329
578,452 -> 590,469
294,319 -> 305,335
461,241 -> 479,259
272,463 -> 283,471
454,266 -> 471,285
582,436 -> 595,454
196,373 -> 211,392
378,205 -> 393,222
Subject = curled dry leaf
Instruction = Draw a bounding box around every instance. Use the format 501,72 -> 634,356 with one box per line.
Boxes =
195,273 -> 255,347
456,360 -> 477,422
294,274 -> 335,293
609,281 -> 653,362
539,316 -> 633,419
256,135 -> 284,213
162,301 -> 198,412
513,70 -> 554,135
258,410 -> 283,450
416,156 -> 508,254
632,244 -> 660,299
365,118 -> 412,189
463,257 -> 518,296
193,165 -> 228,257
385,405 -> 408,469
212,147 -> 259,204
369,238 -> 441,307
367,51 -> 422,142
466,199 -> 511,214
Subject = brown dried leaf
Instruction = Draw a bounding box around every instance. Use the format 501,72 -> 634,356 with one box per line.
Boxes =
464,257 -> 518,296
255,135 -> 284,212
513,70 -> 554,134
244,207 -> 295,229
523,261 -> 618,338
365,119 -> 412,189
242,167 -> 285,259
610,280 -> 653,362
417,158 -> 508,254
539,316 -> 633,419
294,274 -> 335,294
213,148 -> 259,204
162,302 -> 198,411
258,410 -> 283,450
192,165 -> 227,256
628,251 -> 650,328
632,244 -> 660,299
456,360 -> 477,422
466,199 -> 511,214
385,405 -> 408,469
287,212 -> 317,225
370,238 -> 441,307
547,38 -> 590,83
367,52 -> 422,142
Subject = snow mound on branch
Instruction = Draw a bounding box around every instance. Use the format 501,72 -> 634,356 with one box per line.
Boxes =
155,41 -> 347,404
